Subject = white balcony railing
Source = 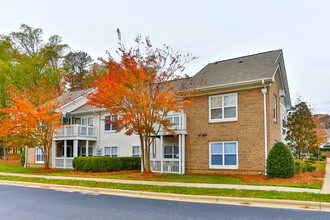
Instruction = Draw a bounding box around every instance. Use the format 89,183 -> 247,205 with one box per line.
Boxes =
150,159 -> 180,174
154,113 -> 187,135
54,125 -> 97,139
54,157 -> 73,169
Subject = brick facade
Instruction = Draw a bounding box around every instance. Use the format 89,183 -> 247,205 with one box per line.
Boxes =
184,74 -> 283,175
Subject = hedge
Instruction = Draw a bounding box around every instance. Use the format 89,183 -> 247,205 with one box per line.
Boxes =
72,156 -> 141,172
320,148 -> 330,152
266,142 -> 294,178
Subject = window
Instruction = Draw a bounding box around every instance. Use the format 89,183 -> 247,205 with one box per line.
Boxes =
209,93 -> 237,122
273,95 -> 277,122
209,142 -> 238,169
75,117 -> 93,126
132,146 -> 141,157
164,145 -> 179,159
104,146 -> 118,157
36,147 -> 44,163
105,115 -> 117,131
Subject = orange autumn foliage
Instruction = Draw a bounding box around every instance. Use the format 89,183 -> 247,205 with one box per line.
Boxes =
88,35 -> 195,172
0,86 -> 62,169
313,117 -> 327,146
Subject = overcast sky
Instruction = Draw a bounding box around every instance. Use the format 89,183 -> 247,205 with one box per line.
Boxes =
1,0 -> 330,113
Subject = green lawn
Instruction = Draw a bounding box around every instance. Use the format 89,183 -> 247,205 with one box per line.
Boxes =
0,163 -> 324,189
0,175 -> 329,203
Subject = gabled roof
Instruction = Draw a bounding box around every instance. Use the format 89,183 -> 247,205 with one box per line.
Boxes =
192,50 -> 282,89
57,88 -> 94,108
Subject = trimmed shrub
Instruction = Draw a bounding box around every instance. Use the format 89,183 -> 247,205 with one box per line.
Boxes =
294,159 -> 303,175
321,154 -> 327,160
20,149 -> 25,167
266,142 -> 294,178
303,162 -> 316,172
307,157 -> 317,163
320,148 -> 330,152
72,156 -> 140,172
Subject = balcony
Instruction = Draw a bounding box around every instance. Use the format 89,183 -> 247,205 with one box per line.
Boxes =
54,124 -> 97,140
154,113 -> 187,135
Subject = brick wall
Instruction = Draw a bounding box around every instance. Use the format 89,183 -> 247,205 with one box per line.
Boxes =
185,88 -> 267,175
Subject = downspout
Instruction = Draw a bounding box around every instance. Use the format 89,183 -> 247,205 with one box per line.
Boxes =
261,80 -> 268,174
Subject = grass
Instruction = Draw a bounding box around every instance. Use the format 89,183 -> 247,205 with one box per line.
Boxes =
315,161 -> 327,170
0,162 -> 325,189
0,162 -> 326,189
0,175 -> 329,203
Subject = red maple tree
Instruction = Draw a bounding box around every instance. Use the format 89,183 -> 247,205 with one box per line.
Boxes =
88,35 -> 195,173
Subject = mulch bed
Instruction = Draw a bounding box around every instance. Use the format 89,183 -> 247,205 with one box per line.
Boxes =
233,169 -> 325,185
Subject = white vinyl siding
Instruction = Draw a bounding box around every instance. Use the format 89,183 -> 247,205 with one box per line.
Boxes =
209,141 -> 238,169
209,93 -> 237,122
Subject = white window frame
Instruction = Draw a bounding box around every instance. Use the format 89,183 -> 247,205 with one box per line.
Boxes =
104,115 -> 118,132
209,93 -> 238,123
104,146 -> 119,157
273,95 -> 277,122
35,147 -> 44,164
132,145 -> 141,157
209,141 -> 238,169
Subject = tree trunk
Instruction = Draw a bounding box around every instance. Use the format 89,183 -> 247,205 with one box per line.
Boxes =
145,136 -> 151,173
43,145 -> 49,170
140,134 -> 146,173
4,146 -> 8,161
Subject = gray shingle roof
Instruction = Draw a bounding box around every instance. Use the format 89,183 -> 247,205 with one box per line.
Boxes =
57,88 -> 94,105
192,50 -> 282,89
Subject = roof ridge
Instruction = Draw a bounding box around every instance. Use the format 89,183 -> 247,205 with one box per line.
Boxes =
211,49 -> 282,65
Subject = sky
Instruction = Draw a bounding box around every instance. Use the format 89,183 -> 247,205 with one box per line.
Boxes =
1,0 -> 330,113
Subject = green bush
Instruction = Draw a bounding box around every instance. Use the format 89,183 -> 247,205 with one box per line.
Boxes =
72,156 -> 141,172
320,148 -> 330,152
303,162 -> 316,172
307,157 -> 317,163
266,142 -> 294,178
20,149 -> 25,167
294,159 -> 303,175
321,154 -> 327,160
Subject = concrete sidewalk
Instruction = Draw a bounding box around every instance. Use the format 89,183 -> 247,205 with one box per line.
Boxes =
321,158 -> 330,194
0,171 -> 323,194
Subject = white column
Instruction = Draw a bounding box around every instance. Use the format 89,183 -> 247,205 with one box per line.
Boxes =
64,140 -> 67,168
86,140 -> 89,157
73,140 -> 78,157
182,134 -> 186,174
160,135 -> 164,173
179,134 -> 182,174
52,141 -> 56,168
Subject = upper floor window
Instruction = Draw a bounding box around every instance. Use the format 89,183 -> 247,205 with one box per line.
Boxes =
209,93 -> 237,122
75,117 -> 93,126
105,115 -> 117,131
273,95 -> 277,122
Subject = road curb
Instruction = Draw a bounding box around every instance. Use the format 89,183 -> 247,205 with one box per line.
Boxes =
0,180 -> 329,212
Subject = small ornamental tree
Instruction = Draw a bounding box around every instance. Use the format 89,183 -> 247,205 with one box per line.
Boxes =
0,85 -> 62,169
88,34 -> 195,173
286,101 -> 317,158
266,142 -> 294,178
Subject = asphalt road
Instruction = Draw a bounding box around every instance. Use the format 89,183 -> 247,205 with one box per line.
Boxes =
0,185 -> 329,220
